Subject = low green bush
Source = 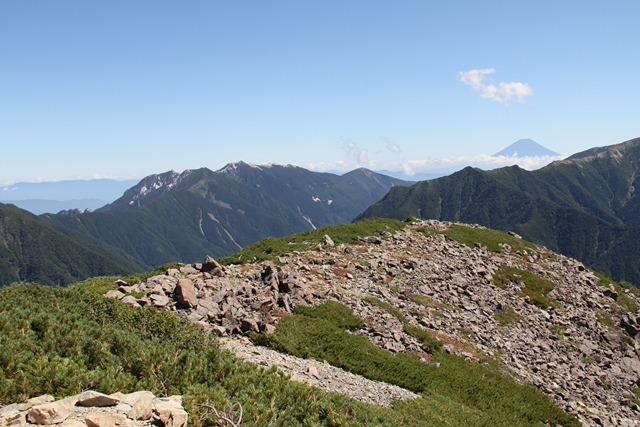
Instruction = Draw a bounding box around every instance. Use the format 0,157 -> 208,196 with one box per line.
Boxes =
418,224 -> 542,255
364,296 -> 408,323
402,324 -> 443,353
256,301 -> 579,427
295,300 -> 363,330
0,282 -> 401,426
493,266 -> 560,309
493,304 -> 522,326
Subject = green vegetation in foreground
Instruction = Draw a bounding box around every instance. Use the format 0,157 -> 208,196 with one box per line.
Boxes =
254,301 -> 579,427
493,266 -> 560,309
218,217 -> 406,265
0,280 -> 415,427
0,278 -> 579,426
419,224 -> 542,254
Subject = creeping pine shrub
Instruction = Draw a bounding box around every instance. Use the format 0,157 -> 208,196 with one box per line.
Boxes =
402,324 -> 443,353
441,225 -> 542,255
0,275 -> 580,426
0,282 -> 404,427
256,301 -> 580,427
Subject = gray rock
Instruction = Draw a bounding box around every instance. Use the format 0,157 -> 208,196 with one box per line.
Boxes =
125,391 -> 154,421
322,234 -> 335,247
104,290 -> 125,300
18,395 -> 55,412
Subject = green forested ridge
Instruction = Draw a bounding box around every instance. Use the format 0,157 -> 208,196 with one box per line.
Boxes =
0,203 -> 144,287
358,137 -> 640,286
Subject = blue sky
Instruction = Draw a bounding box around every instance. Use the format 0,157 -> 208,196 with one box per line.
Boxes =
1,1 -> 639,184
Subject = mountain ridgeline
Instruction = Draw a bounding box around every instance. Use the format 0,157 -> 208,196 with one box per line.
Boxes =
359,137 -> 640,286
41,163 -> 412,271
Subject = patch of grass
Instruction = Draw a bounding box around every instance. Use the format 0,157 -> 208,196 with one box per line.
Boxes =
218,218 -> 406,265
493,266 -> 560,309
550,324 -> 565,338
439,225 -> 541,254
631,388 -> 640,407
596,310 -> 615,328
364,296 -> 408,323
493,305 -> 522,326
415,227 -> 437,238
479,352 -> 507,372
403,324 -> 443,353
406,292 -> 455,312
255,301 -> 579,427
295,300 -> 363,330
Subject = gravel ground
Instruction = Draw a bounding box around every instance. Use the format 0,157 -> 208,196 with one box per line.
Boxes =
219,336 -> 420,408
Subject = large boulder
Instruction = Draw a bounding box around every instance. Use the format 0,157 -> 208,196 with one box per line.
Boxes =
174,279 -> 198,309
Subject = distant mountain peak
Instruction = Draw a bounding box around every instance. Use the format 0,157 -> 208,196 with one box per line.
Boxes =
493,139 -> 560,158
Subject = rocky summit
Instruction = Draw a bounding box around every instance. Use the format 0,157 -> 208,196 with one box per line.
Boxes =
106,220 -> 640,427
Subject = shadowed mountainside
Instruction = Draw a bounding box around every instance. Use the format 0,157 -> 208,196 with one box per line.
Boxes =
0,203 -> 145,286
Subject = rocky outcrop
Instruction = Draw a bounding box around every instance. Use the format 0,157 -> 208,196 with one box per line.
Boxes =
0,391 -> 185,427
106,220 -> 640,427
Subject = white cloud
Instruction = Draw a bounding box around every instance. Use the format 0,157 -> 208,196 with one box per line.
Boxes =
380,136 -> 402,154
401,161 -> 415,176
308,153 -> 565,176
406,153 -> 565,171
342,138 -> 375,168
307,160 -> 351,172
459,68 -> 534,105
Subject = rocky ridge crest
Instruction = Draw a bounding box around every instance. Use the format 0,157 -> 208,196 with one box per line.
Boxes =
106,220 -> 640,427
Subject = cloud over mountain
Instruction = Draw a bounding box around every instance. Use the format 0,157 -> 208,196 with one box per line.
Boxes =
459,68 -> 534,105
